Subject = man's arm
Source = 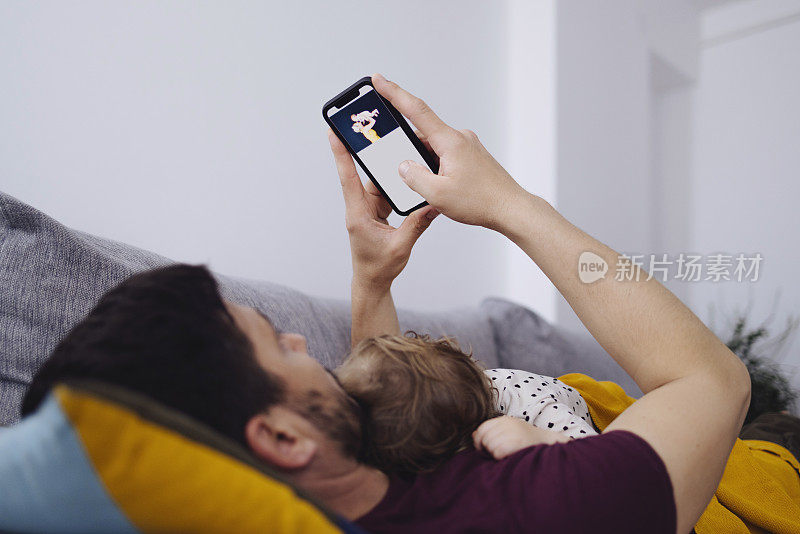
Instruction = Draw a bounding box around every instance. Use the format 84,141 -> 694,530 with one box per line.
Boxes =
497,194 -> 750,533
499,194 -> 748,396
373,73 -> 750,534
499,194 -> 751,532
350,281 -> 400,348
327,130 -> 438,349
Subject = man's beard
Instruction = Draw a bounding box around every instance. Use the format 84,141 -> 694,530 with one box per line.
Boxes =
291,383 -> 366,460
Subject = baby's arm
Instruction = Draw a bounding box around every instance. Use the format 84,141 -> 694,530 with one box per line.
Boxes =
473,415 -> 569,460
490,369 -> 597,439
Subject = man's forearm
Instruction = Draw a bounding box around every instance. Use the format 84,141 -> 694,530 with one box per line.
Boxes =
497,193 -> 745,394
350,279 -> 401,349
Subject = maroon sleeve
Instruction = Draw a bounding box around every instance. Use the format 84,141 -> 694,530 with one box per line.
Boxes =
502,430 -> 676,533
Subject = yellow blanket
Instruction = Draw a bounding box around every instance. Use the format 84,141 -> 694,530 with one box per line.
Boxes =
558,373 -> 800,534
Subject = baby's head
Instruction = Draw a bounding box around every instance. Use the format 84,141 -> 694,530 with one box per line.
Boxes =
336,332 -> 497,474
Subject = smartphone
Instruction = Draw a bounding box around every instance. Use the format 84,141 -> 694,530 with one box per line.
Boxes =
323,76 -> 439,216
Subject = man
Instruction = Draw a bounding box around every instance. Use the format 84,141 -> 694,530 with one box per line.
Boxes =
24,75 -> 752,533
21,264 -> 387,518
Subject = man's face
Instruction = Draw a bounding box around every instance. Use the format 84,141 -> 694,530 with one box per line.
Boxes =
225,301 -> 338,396
224,301 -> 363,458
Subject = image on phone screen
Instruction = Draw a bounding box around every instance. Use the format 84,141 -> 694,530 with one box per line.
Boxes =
327,86 -> 427,214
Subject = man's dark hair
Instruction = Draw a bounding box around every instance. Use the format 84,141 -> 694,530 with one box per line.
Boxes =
21,264 -> 285,447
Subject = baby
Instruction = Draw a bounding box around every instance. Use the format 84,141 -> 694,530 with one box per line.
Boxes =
336,332 -> 598,474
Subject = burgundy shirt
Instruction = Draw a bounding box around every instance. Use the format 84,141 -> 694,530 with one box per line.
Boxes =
356,430 -> 675,534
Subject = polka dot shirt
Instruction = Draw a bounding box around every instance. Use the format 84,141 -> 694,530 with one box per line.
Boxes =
488,369 -> 598,439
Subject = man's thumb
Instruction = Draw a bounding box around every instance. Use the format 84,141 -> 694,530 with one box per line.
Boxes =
399,160 -> 438,198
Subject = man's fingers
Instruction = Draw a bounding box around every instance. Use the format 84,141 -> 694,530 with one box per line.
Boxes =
399,160 -> 443,202
328,130 -> 367,215
394,205 -> 438,251
414,129 -> 440,168
364,178 -> 381,196
372,73 -> 453,144
414,130 -> 433,153
364,179 -> 392,220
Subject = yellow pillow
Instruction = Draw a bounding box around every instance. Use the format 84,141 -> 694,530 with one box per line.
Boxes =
2,380 -> 360,533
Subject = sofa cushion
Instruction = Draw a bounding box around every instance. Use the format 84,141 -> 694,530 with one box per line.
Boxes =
0,380 -> 361,533
481,298 -> 641,396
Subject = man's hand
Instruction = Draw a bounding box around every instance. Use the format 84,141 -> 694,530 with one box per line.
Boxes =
328,129 -> 438,292
371,73 -> 528,231
473,416 -> 569,460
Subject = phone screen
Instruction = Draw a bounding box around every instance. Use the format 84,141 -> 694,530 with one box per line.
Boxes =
327,86 -> 427,213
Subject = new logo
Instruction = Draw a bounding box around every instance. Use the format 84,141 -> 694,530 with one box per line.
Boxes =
578,252 -> 608,284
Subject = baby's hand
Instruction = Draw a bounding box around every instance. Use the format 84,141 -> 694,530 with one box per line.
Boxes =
472,416 -> 570,460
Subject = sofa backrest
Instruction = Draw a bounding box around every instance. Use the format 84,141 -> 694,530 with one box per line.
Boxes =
0,191 -> 500,425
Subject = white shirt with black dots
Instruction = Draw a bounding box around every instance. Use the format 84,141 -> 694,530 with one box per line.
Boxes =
487,368 -> 598,439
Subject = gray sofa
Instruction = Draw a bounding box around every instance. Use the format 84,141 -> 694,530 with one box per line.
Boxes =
0,191 -> 640,426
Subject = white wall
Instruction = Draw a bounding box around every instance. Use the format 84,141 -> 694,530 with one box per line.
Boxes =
4,1 -> 797,410
551,1 -> 800,413
553,0 -> 700,331
504,0 -> 558,322
0,0 -> 510,312
693,0 -> 800,409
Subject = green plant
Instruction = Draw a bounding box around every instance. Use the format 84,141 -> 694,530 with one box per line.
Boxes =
723,314 -> 798,425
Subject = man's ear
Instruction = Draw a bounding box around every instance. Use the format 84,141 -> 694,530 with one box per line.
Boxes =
245,406 -> 317,470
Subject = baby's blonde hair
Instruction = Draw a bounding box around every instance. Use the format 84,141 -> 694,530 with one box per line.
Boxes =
337,332 -> 498,473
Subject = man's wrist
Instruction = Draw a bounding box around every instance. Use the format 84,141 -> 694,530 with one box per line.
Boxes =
493,191 -> 552,241
351,274 -> 393,298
